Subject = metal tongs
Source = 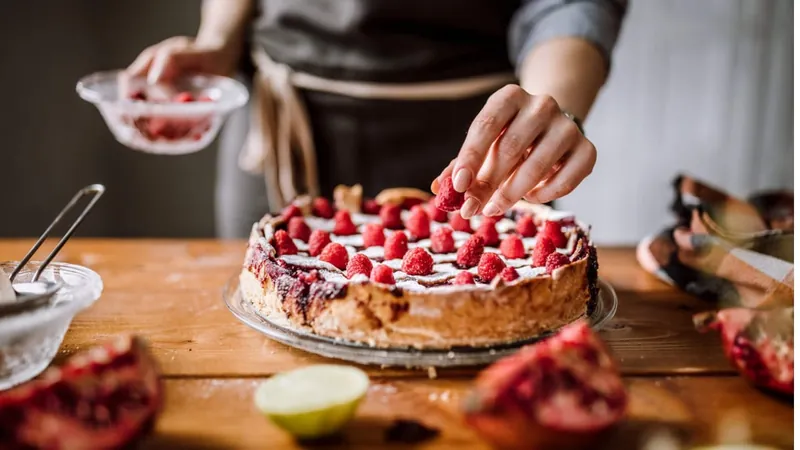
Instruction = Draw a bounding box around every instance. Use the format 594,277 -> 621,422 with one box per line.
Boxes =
0,184 -> 105,316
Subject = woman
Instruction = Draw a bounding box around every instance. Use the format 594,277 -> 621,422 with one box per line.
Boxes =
128,0 -> 626,238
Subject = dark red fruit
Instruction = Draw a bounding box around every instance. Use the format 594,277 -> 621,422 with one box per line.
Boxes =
426,199 -> 449,223
272,230 -> 298,256
532,237 -> 556,267
346,253 -> 373,279
500,235 -> 526,259
370,264 -> 396,285
384,231 -> 409,260
333,210 -> 358,236
380,204 -> 403,230
312,197 -> 335,219
401,247 -> 435,276
434,176 -> 465,212
542,221 -> 568,249
431,227 -> 455,254
0,335 -> 162,450
173,91 -> 195,103
362,198 -> 381,215
405,205 -> 431,240
456,235 -> 485,268
287,217 -> 311,242
362,223 -> 386,248
477,252 -> 506,282
501,266 -> 520,282
516,214 -> 537,238
401,198 -> 426,210
476,221 -> 500,247
308,230 -> 331,257
453,271 -> 476,285
319,242 -> 349,270
464,320 -> 627,450
694,307 -> 793,395
128,90 -> 147,101
545,252 -> 570,274
449,213 -> 473,233
281,204 -> 303,222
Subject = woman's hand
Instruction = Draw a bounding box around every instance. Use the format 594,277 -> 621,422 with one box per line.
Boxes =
126,36 -> 240,84
433,84 -> 597,219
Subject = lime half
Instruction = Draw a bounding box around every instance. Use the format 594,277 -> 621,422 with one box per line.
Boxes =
254,364 -> 370,439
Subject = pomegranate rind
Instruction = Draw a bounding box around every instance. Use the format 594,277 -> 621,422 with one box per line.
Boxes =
464,321 -> 627,449
694,308 -> 794,396
0,335 -> 162,450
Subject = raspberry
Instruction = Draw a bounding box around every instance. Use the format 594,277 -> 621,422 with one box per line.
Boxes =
287,217 -> 311,242
456,235 -> 484,268
426,199 -> 449,223
281,204 -> 302,221
434,176 -> 465,212
319,242 -> 349,270
449,213 -> 472,233
312,197 -> 335,219
380,203 -> 403,229
370,263 -> 396,285
405,205 -> 431,240
362,223 -> 386,247
346,253 -> 373,279
499,234 -> 525,259
477,252 -> 506,282
333,210 -> 358,236
532,236 -> 556,267
476,220 -> 500,247
453,271 -> 475,285
173,91 -> 195,103
501,266 -> 520,282
384,231 -> 409,260
362,198 -> 381,215
308,230 -> 331,257
545,252 -> 570,274
516,214 -> 537,238
401,247 -> 434,275
297,270 -> 320,284
482,215 -> 500,226
272,230 -> 298,256
431,226 -> 455,254
542,221 -> 568,248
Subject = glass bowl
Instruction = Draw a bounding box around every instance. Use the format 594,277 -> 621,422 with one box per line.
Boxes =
76,70 -> 249,155
0,261 -> 103,390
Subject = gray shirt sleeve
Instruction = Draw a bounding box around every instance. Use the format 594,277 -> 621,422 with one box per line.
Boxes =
508,0 -> 628,72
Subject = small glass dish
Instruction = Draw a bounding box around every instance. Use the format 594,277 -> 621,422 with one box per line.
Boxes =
224,276 -> 618,368
76,70 -> 249,155
0,261 -> 103,390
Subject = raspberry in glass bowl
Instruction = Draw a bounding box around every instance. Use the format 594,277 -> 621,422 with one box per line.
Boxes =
76,70 -> 248,155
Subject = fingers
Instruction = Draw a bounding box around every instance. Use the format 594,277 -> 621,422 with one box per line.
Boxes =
127,45 -> 159,77
470,95 -> 561,216
523,139 -> 597,204
147,37 -> 194,84
451,85 -> 526,193
484,118 -> 581,214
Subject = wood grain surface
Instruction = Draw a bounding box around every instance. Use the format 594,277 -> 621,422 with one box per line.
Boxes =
0,240 -> 791,449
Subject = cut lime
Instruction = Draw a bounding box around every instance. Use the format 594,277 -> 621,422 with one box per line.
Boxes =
254,364 -> 370,439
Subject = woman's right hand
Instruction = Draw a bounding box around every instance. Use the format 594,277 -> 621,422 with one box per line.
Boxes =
126,36 -> 240,84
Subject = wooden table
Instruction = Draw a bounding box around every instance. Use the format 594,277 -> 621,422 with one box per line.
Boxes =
1,240 -> 792,449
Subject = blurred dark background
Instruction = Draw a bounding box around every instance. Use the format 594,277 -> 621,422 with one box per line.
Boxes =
0,1 -> 793,243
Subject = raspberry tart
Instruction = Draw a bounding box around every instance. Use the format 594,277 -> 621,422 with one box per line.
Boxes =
240,185 -> 598,349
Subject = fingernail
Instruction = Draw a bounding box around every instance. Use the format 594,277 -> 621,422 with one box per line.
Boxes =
483,202 -> 502,217
461,197 -> 480,219
430,179 -> 439,194
453,169 -> 471,192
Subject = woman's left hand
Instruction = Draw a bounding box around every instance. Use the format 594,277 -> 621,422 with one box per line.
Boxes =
432,84 -> 597,219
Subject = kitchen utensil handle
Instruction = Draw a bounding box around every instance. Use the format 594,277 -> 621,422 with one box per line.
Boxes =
10,184 -> 106,282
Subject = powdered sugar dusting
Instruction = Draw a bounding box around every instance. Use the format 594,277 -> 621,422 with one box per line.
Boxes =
280,254 -> 341,272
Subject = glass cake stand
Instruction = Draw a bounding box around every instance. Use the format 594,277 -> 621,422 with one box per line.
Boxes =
223,276 -> 618,368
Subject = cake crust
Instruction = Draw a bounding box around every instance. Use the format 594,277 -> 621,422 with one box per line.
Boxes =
240,190 -> 596,349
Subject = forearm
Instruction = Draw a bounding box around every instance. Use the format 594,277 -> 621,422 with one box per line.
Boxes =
518,37 -> 608,122
195,0 -> 254,51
